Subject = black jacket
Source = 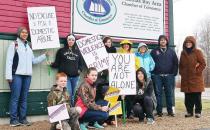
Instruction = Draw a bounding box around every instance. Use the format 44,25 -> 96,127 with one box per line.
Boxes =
151,47 -> 178,75
51,46 -> 82,77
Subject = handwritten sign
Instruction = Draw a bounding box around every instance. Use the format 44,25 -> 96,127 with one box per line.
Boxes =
47,104 -> 69,123
104,86 -> 120,103
27,6 -> 60,50
109,54 -> 136,95
109,101 -> 122,116
76,34 -> 109,72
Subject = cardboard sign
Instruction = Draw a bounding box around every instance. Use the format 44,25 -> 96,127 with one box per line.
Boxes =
109,101 -> 122,116
47,103 -> 69,123
76,34 -> 109,72
109,54 -> 136,95
104,86 -> 120,103
27,6 -> 60,50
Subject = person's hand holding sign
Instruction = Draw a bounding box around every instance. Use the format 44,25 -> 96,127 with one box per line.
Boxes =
101,106 -> 109,112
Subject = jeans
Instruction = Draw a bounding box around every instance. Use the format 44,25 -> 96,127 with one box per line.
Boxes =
67,76 -> 79,106
152,74 -> 174,114
9,75 -> 31,123
133,96 -> 154,120
80,100 -> 109,123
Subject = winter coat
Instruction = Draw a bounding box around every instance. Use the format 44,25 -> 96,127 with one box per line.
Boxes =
47,85 -> 80,130
5,38 -> 46,80
75,78 -> 102,117
151,47 -> 178,75
179,39 -> 206,93
135,52 -> 155,78
51,46 -> 82,77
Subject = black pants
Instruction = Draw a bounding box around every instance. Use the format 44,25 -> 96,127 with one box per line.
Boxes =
125,95 -> 134,117
185,92 -> 202,114
133,96 -> 154,120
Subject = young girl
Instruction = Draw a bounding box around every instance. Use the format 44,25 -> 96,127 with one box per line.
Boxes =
133,67 -> 156,124
47,72 -> 81,130
51,34 -> 82,106
179,36 -> 206,118
75,67 -> 109,130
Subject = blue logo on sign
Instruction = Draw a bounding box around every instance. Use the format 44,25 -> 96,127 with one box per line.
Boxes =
77,0 -> 117,25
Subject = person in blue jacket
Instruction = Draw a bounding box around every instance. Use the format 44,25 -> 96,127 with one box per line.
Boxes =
151,35 -> 178,117
5,27 -> 48,127
135,42 -> 155,78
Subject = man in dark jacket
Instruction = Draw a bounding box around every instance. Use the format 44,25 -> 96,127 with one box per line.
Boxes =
151,35 -> 178,117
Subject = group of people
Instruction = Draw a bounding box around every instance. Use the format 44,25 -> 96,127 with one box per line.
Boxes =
5,27 -> 206,130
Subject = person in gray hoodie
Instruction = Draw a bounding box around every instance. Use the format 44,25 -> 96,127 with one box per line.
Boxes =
5,27 -> 48,127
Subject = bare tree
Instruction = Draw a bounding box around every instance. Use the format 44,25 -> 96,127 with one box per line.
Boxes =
194,17 -> 210,87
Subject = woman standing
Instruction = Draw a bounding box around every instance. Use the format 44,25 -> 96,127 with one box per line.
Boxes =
5,27 -> 48,126
179,36 -> 206,118
135,42 -> 155,78
51,34 -> 82,106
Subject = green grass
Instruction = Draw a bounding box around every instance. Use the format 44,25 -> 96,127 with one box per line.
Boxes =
175,98 -> 210,111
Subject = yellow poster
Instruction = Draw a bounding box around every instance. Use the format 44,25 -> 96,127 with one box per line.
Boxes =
109,101 -> 122,116
104,86 -> 120,103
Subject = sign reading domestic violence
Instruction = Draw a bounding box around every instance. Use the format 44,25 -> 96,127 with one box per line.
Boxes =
27,6 -> 60,50
47,103 -> 69,123
72,0 -> 164,41
109,54 -> 136,95
76,34 -> 109,72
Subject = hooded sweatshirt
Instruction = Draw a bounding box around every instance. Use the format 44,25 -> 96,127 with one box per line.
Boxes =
51,45 -> 82,77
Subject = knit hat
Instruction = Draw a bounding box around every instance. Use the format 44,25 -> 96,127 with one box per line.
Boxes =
17,27 -> 27,38
120,39 -> 133,45
137,42 -> 148,51
67,34 -> 75,41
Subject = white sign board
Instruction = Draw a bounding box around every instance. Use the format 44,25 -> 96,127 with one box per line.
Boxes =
109,54 -> 136,95
76,34 -> 109,72
27,6 -> 60,50
72,0 -> 164,41
47,104 -> 69,123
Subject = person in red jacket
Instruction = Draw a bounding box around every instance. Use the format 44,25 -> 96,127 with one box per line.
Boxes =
75,67 -> 109,130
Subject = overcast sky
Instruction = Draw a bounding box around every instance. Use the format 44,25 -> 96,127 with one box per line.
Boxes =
174,0 -> 210,53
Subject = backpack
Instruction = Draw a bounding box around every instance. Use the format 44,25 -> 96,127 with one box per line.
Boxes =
12,41 -> 18,75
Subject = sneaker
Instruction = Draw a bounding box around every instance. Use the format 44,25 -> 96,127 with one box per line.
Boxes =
167,112 -> 175,117
20,120 -> 31,126
195,113 -> 201,118
93,122 -> 104,129
80,123 -> 88,130
147,118 -> 155,125
185,113 -> 193,118
10,120 -> 21,127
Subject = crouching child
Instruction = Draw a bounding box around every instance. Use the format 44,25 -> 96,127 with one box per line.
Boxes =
47,72 -> 81,130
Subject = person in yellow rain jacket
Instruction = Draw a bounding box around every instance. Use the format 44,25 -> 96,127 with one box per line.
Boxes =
117,39 -> 139,119
118,39 -> 140,70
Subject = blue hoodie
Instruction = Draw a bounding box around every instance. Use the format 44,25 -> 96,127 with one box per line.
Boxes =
5,38 -> 46,80
135,43 -> 155,78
